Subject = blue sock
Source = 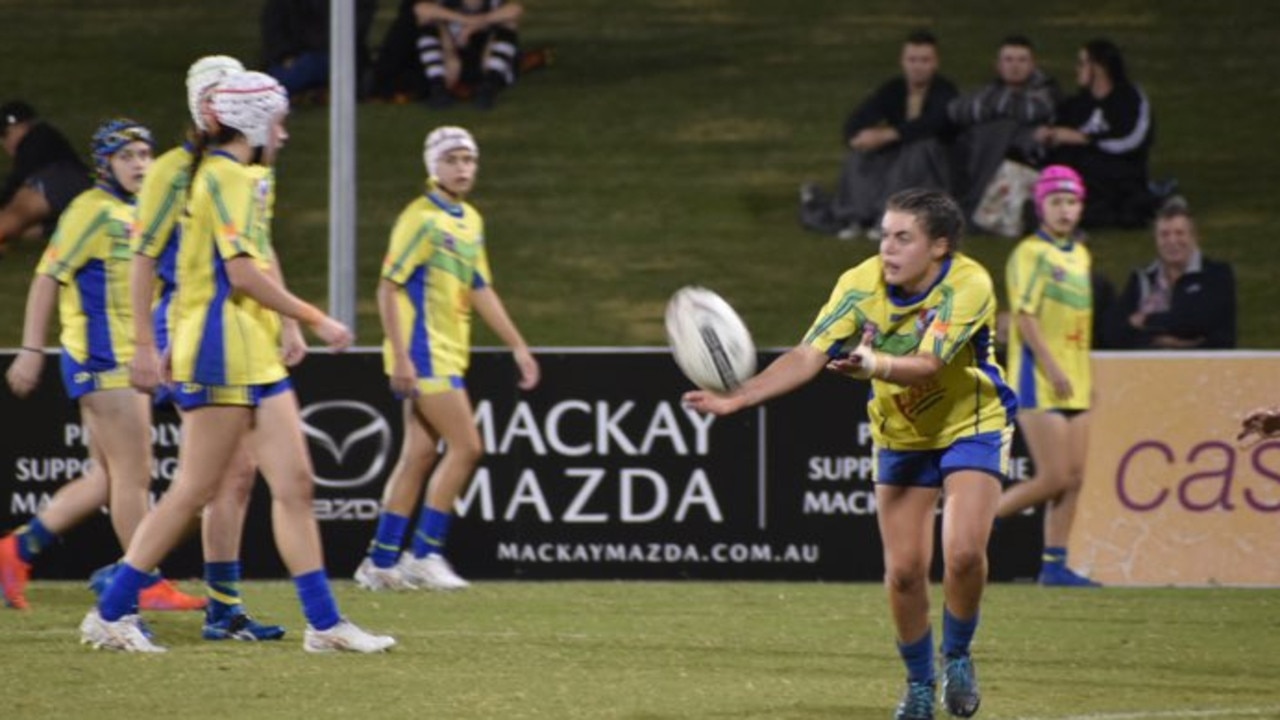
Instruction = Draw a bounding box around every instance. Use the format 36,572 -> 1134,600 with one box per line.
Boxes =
140,570 -> 162,590
897,628 -> 935,684
15,519 -> 57,563
205,561 -> 243,620
369,512 -> 410,568
941,606 -> 979,658
293,570 -> 340,631
411,507 -> 452,559
99,563 -> 152,622
1043,546 -> 1067,568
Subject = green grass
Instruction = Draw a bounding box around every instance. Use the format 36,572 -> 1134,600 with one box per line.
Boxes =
0,1 -> 1278,348
4,581 -> 1279,719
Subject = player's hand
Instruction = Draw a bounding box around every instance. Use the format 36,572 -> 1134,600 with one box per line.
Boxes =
131,343 -> 163,393
389,353 -> 417,398
6,349 -> 44,398
1238,406 -> 1280,446
281,322 -> 309,367
826,328 -> 882,380
514,347 -> 540,391
1048,365 -> 1073,400
682,389 -> 745,417
311,317 -> 353,352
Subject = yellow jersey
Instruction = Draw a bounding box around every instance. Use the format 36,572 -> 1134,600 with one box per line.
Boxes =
36,184 -> 137,369
804,253 -> 1016,450
380,187 -> 492,378
169,151 -> 284,386
1005,230 -> 1092,410
133,143 -> 191,351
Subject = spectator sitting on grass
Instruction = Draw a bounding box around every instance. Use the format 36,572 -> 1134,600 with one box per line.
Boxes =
800,30 -> 958,240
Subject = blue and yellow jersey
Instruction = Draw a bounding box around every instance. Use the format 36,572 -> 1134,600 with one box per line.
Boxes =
804,253 -> 1016,451
380,187 -> 491,378
35,184 -> 138,370
134,144 -> 277,354
169,151 -> 284,386
133,143 -> 191,352
1005,231 -> 1092,410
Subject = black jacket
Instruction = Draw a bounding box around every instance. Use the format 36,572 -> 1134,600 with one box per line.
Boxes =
0,121 -> 86,206
843,75 -> 958,146
1107,254 -> 1237,349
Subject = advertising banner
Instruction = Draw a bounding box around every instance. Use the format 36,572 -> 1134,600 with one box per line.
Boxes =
0,348 -> 1046,582
1070,353 -> 1280,586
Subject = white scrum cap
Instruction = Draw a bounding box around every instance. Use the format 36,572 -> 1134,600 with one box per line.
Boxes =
211,71 -> 289,148
423,126 -> 478,179
186,55 -> 245,131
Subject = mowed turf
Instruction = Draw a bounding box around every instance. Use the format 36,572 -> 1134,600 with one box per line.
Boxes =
2,581 -> 1278,719
0,1 -> 1278,347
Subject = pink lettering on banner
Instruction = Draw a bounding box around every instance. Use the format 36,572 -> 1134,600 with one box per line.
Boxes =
1070,354 -> 1280,586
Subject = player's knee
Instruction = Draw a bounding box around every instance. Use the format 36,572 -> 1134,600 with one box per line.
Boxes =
450,434 -> 484,467
944,545 -> 986,578
270,470 -> 316,507
884,564 -> 927,595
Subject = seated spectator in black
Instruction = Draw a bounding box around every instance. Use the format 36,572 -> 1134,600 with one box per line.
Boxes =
370,0 -> 524,110
948,35 -> 1060,222
261,0 -> 377,100
0,101 -> 90,253
800,30 -> 957,239
1107,201 -> 1236,349
1034,38 -> 1156,229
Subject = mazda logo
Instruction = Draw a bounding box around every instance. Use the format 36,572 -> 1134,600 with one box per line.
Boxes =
300,400 -> 392,488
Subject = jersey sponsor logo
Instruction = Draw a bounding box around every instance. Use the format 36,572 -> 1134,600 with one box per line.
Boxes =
300,400 -> 392,489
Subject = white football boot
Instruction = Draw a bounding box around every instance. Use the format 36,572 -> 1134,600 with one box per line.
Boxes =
80,609 -> 166,653
353,557 -> 412,591
303,619 -> 396,654
398,553 -> 470,590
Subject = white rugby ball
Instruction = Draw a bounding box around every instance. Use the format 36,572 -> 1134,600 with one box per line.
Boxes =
664,286 -> 757,393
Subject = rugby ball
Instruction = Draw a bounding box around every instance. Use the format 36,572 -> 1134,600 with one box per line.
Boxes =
664,286 -> 757,393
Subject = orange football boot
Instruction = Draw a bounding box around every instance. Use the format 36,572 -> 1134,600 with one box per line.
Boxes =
139,578 -> 208,611
0,534 -> 32,610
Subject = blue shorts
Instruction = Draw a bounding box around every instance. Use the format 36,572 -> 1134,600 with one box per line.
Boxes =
153,383 -> 176,408
874,429 -> 1012,488
60,351 -> 131,401
172,378 -> 293,411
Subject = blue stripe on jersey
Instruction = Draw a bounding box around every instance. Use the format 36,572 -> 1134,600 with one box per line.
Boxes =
472,270 -> 487,289
406,265 -> 434,377
154,230 -> 180,353
76,259 -> 116,370
196,245 -> 232,385
973,326 -> 1017,426
1017,343 -> 1037,409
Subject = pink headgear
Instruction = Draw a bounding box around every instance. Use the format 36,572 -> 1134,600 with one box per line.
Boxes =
1034,165 -> 1086,214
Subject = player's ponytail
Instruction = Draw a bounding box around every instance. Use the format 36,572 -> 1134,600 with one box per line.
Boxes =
185,126 -> 238,199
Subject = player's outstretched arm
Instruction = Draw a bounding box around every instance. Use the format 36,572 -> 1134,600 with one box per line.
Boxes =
684,344 -> 827,416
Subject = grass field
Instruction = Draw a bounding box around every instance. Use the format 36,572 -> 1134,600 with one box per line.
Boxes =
3,581 -> 1278,719
0,1 -> 1278,347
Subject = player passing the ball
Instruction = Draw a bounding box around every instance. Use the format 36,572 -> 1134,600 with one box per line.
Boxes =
684,189 -> 1015,720
352,125 -> 539,592
996,165 -> 1100,587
